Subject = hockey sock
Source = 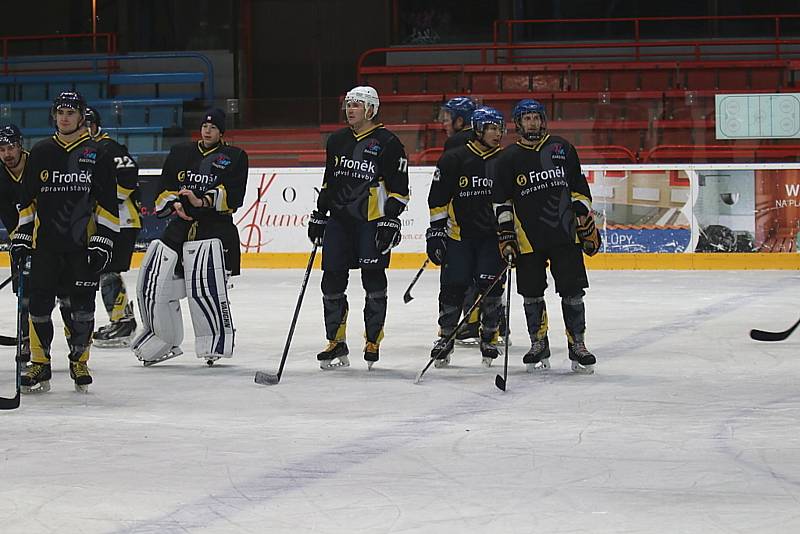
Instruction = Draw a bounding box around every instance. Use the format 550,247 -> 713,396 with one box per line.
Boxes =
438,284 -> 467,336
29,314 -> 53,363
561,293 -> 587,344
479,295 -> 502,341
58,296 -> 74,347
100,272 -> 129,321
523,296 -> 549,343
361,269 -> 387,343
323,293 -> 348,342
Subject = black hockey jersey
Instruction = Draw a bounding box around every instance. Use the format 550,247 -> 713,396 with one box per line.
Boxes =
443,127 -> 475,152
0,151 -> 27,236
318,124 -> 409,222
491,134 -> 592,252
156,140 -> 248,219
94,131 -> 141,229
429,140 -> 501,240
18,132 -> 118,251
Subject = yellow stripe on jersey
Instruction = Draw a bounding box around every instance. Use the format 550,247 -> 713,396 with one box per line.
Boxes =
571,191 -> 592,212
429,205 -> 448,224
515,212 -> 534,254
209,184 -> 231,212
17,204 -> 35,226
96,205 -> 120,232
353,123 -> 383,142
53,131 -> 92,151
155,190 -> 179,212
388,191 -> 410,205
117,184 -> 134,201
446,202 -> 461,241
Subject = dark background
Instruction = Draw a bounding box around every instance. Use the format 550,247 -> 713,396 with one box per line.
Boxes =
1,0 -> 799,102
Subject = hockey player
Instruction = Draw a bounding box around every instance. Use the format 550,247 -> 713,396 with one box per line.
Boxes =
426,106 -> 505,368
132,108 -> 248,366
440,96 -> 476,152
308,85 -> 409,370
491,99 -> 600,375
0,124 -> 30,362
11,91 -> 118,393
85,106 -> 141,347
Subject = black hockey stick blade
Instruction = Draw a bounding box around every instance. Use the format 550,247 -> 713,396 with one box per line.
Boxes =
403,259 -> 429,304
750,317 -> 800,342
0,393 -> 20,410
254,370 -> 280,385
494,374 -> 506,391
0,335 -> 17,346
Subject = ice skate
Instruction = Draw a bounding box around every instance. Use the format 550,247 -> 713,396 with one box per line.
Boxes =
431,336 -> 454,368
93,318 -> 137,348
479,339 -> 499,367
455,321 -> 479,346
318,341 -> 350,370
568,341 -> 596,374
364,341 -> 379,370
69,361 -> 93,393
141,346 -> 183,367
20,362 -> 51,393
524,337 -> 551,372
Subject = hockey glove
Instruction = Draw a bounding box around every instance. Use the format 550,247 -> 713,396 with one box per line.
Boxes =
308,210 -> 328,246
576,213 -> 601,257
375,217 -> 402,255
10,232 -> 32,268
425,226 -> 448,266
87,235 -> 114,274
498,226 -> 519,266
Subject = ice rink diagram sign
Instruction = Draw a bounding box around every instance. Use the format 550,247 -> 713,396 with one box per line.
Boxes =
716,93 -> 800,139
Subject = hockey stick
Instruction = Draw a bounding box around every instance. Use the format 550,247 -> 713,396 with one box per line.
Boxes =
0,335 -> 16,346
0,274 -> 12,291
0,260 -> 26,409
254,244 -> 318,385
750,317 -> 800,342
414,262 -> 511,384
403,258 -> 429,303
495,259 -> 513,391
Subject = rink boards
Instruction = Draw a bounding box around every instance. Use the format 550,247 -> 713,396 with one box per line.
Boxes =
4,163 -> 800,269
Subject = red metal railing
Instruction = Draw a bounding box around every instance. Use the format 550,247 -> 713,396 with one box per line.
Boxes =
1,32 -> 116,59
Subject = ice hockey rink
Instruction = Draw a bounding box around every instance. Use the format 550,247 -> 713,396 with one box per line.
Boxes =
1,267 -> 799,533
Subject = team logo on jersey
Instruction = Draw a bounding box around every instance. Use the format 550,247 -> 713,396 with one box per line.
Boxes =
78,148 -> 97,165
40,170 -> 49,182
459,176 -> 469,188
516,174 -> 527,186
364,139 -> 382,156
432,168 -> 441,182
211,154 -> 231,169
550,143 -> 567,163
177,171 -> 186,182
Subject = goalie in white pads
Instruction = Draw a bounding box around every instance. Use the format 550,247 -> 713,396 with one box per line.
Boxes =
132,108 -> 248,366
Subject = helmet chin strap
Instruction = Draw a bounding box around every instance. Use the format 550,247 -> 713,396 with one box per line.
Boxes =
56,117 -> 85,137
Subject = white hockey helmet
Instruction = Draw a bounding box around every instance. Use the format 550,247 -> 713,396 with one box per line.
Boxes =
343,85 -> 380,120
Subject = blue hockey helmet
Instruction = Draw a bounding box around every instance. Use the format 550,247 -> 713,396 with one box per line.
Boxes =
440,96 -> 476,127
0,123 -> 23,146
471,105 -> 505,135
512,99 -> 547,141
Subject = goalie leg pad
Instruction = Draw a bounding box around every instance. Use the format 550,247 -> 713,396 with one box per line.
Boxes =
132,240 -> 186,363
183,239 -> 235,360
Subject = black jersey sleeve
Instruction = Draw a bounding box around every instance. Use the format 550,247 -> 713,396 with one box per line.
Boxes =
92,148 -> 121,242
317,134 -> 337,213
205,148 -> 249,213
566,144 -> 592,216
427,151 -> 455,227
0,177 -> 19,235
155,145 -> 182,216
380,135 -> 410,218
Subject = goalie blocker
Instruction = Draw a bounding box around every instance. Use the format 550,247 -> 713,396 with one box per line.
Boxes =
132,238 -> 235,366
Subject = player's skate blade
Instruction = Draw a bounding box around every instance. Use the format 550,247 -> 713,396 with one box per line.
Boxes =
21,381 -> 51,394
525,359 -> 550,372
142,347 -> 183,367
320,355 -> 350,370
570,360 -> 595,374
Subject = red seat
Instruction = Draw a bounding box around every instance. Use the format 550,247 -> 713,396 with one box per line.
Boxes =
502,73 -> 530,92
469,73 -> 501,93
364,73 -> 395,95
684,70 -> 717,90
640,70 -> 674,90
396,74 -> 425,94
531,72 -> 564,91
425,72 -> 460,93
749,68 -> 783,90
608,71 -> 639,91
575,71 -> 608,92
406,102 -> 437,123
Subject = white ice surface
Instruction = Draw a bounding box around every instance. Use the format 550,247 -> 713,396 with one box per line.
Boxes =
1,268 -> 800,534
